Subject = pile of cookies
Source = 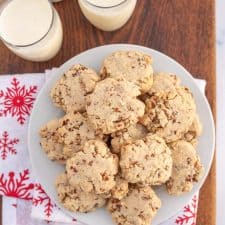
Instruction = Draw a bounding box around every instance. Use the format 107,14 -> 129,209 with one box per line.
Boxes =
40,51 -> 204,225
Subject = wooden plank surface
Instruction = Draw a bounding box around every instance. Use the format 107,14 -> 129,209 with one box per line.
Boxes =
0,0 -> 216,224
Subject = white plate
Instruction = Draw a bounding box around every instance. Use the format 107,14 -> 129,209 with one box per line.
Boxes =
28,44 -> 215,225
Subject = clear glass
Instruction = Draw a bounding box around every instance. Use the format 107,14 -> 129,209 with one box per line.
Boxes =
78,0 -> 137,31
0,0 -> 63,62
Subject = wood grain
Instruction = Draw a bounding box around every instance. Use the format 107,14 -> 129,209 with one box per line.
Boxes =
0,0 -> 216,224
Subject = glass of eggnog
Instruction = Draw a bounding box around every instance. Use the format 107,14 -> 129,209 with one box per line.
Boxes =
0,0 -> 63,62
78,0 -> 137,31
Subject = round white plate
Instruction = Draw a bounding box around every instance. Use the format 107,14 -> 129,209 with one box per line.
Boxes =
28,44 -> 215,225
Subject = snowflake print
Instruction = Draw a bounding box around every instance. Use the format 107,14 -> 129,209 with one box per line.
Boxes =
0,169 -> 34,200
0,131 -> 19,160
175,195 -> 197,225
0,77 -> 37,125
33,183 -> 55,217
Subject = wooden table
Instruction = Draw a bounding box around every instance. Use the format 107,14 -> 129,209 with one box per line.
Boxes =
0,0 -> 216,224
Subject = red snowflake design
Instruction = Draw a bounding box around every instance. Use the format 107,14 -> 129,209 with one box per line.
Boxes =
33,183 -> 55,217
175,195 -> 197,225
0,131 -> 19,160
0,169 -> 34,200
0,77 -> 37,125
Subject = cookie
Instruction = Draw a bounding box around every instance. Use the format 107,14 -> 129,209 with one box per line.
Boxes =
182,115 -> 202,146
66,140 -> 119,194
107,186 -> 161,225
55,173 -> 106,212
148,72 -> 181,96
166,140 -> 204,195
86,78 -> 145,134
100,51 -> 153,92
111,176 -> 129,200
58,112 -> 107,154
140,87 -> 196,143
39,119 -> 65,163
120,134 -> 172,185
51,64 -> 100,113
111,123 -> 148,153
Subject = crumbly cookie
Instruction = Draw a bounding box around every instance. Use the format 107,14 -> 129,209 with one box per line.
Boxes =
39,119 -> 65,163
66,140 -> 118,194
148,72 -> 181,96
166,140 -> 204,195
182,115 -> 202,147
100,51 -> 153,92
120,134 -> 172,185
51,64 -> 100,113
55,173 -> 106,212
111,123 -> 148,153
111,176 -> 129,200
58,112 -> 106,154
86,78 -> 145,134
140,87 -> 196,143
107,186 -> 161,225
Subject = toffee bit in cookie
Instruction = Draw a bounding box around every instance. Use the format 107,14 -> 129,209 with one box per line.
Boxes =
182,114 -> 202,147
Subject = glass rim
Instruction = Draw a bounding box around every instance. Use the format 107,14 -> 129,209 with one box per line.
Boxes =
0,0 -> 54,48
84,0 -> 127,9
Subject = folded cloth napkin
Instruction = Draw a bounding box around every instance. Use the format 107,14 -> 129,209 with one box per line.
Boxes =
0,70 -> 206,225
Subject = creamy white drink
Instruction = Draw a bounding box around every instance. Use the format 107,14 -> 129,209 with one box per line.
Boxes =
78,0 -> 137,31
0,0 -> 63,62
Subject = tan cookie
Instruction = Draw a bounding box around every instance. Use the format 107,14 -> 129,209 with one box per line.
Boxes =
51,64 -> 100,113
148,72 -> 181,96
182,115 -> 202,147
111,123 -> 148,153
100,51 -> 153,92
86,78 -> 145,134
66,140 -> 119,194
111,176 -> 129,200
39,119 -> 65,163
58,112 -> 107,154
107,186 -> 161,225
120,134 -> 172,185
55,173 -> 106,213
140,87 -> 196,143
166,140 -> 204,195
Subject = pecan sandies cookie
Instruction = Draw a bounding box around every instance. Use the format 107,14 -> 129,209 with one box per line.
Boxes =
51,64 -> 100,113
100,51 -> 153,92
86,78 -> 145,134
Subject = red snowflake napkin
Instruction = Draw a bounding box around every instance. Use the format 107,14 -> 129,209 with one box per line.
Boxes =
0,71 -> 205,225
0,74 -> 44,201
